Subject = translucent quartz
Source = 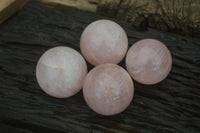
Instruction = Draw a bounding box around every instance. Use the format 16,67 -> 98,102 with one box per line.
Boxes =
80,20 -> 128,66
126,39 -> 172,85
83,63 -> 134,115
36,46 -> 87,98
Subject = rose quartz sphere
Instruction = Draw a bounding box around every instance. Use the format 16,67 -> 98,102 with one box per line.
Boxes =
36,46 -> 87,98
126,39 -> 172,85
80,20 -> 128,66
83,63 -> 134,115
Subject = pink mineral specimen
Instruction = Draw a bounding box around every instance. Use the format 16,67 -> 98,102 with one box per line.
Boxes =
80,20 -> 128,66
83,63 -> 134,115
126,39 -> 172,85
36,46 -> 87,98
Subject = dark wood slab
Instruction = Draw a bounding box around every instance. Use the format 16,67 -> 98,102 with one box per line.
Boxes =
0,2 -> 199,133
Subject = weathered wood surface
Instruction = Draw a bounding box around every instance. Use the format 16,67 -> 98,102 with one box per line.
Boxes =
36,0 -> 200,37
0,2 -> 200,133
36,0 -> 98,12
0,0 -> 29,24
98,0 -> 200,37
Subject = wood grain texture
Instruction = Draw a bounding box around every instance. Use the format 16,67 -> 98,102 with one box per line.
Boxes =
0,0 -> 29,24
0,2 -> 200,133
97,0 -> 200,37
35,0 -> 200,36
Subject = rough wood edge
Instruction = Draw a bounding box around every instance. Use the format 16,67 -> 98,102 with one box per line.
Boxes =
34,0 -> 200,37
35,0 -> 98,12
0,0 -> 29,24
0,0 -> 15,12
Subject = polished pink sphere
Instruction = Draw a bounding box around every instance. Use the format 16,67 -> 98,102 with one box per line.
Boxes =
80,20 -> 128,66
83,63 -> 134,115
126,39 -> 172,85
36,46 -> 87,98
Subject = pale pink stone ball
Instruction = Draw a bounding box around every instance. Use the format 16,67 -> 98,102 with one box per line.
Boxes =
126,39 -> 172,85
83,63 -> 134,116
36,46 -> 87,98
80,20 -> 128,66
